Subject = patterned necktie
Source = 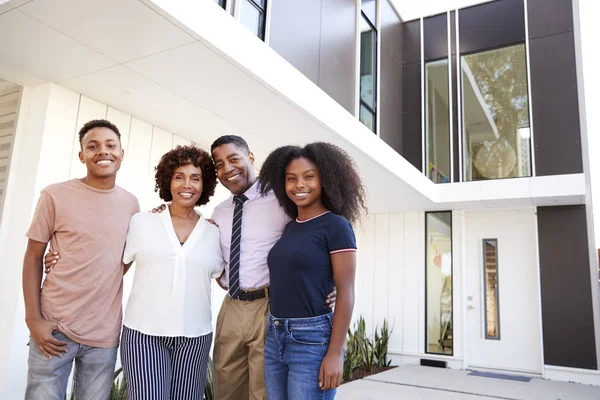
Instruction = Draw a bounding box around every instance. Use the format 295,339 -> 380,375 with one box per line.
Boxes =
229,194 -> 248,299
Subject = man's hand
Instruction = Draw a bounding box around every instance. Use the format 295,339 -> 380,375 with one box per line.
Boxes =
215,271 -> 228,291
27,318 -> 68,359
152,204 -> 167,213
326,287 -> 337,309
319,352 -> 342,390
44,249 -> 59,274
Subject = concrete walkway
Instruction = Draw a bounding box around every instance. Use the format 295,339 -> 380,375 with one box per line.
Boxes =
337,365 -> 600,399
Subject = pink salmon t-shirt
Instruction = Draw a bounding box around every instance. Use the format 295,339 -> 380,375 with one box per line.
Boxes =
26,179 -> 140,348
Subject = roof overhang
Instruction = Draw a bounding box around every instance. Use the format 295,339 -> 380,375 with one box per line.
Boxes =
0,0 -> 585,213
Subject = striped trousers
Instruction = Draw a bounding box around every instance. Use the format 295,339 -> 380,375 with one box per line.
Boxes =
120,326 -> 212,400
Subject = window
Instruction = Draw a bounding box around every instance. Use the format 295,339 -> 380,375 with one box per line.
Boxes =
240,0 -> 266,41
426,60 -> 451,183
0,79 -> 22,223
426,211 -> 453,355
460,44 -> 531,181
483,239 -> 500,339
359,12 -> 377,133
215,0 -> 226,9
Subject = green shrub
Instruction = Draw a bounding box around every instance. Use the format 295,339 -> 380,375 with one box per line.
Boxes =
343,316 -> 393,382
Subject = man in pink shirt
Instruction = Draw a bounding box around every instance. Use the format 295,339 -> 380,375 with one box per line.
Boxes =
22,120 -> 139,399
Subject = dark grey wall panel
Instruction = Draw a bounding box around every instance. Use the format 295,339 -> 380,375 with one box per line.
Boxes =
527,0 -> 573,40
537,206 -> 597,370
424,13 -> 447,61
459,0 -> 525,54
379,0 -> 403,154
402,62 -> 422,170
319,0 -> 357,114
530,31 -> 583,175
269,0 -> 356,114
269,0 -> 322,85
403,20 -> 421,64
450,10 -> 456,55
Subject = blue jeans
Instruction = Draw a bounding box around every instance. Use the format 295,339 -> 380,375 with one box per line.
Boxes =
25,331 -> 117,400
264,313 -> 336,400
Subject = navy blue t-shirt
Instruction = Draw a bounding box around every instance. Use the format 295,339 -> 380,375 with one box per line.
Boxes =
267,211 -> 357,318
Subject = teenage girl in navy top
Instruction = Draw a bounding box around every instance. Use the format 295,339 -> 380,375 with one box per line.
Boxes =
259,142 -> 366,399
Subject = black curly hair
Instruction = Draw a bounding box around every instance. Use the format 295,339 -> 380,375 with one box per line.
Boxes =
210,135 -> 250,155
79,119 -> 121,146
258,142 -> 367,223
154,145 -> 217,207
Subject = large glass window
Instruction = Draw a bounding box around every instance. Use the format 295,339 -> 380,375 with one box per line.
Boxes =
483,239 -> 500,340
359,12 -> 377,133
461,44 -> 531,181
426,211 -> 453,355
426,60 -> 451,183
215,0 -> 226,9
240,0 -> 266,41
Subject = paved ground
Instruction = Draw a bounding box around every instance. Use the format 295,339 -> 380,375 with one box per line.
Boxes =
337,365 -> 600,400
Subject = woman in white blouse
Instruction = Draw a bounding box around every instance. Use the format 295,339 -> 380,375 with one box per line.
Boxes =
120,145 -> 224,400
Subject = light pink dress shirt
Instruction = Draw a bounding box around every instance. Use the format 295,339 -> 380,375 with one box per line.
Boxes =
211,181 -> 290,290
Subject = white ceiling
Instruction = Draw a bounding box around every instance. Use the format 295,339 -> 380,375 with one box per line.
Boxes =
0,0 -> 585,213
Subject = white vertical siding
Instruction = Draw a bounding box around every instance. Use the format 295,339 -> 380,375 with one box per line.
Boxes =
402,212 -> 422,354
373,214 -> 390,332
387,213 -> 404,354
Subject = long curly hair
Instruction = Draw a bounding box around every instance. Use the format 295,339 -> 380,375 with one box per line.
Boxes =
258,142 -> 367,223
154,145 -> 217,206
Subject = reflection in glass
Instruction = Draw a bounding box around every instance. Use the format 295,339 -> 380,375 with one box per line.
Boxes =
426,60 -> 451,183
461,44 -> 531,181
360,104 -> 375,132
359,13 -> 376,132
426,212 -> 453,355
483,239 -> 500,340
241,0 -> 265,40
215,0 -> 226,9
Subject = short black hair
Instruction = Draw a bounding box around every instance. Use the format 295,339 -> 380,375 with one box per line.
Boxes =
210,135 -> 250,155
258,142 -> 367,223
78,119 -> 121,145
154,145 -> 218,207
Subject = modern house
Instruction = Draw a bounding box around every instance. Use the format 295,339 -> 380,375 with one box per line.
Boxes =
0,0 -> 599,396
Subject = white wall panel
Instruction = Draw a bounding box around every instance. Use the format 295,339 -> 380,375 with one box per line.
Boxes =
387,213 -> 404,352
106,107 -> 132,188
172,134 -> 191,148
402,212 -> 421,354
122,117 -> 152,209
35,85 -> 79,192
106,107 -> 132,153
373,214 -> 390,334
68,96 -> 107,179
358,215 -> 376,334
146,126 -> 174,208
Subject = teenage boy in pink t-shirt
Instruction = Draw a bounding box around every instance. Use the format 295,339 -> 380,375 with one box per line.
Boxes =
22,120 -> 139,400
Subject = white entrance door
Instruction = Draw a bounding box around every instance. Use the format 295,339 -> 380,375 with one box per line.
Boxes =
465,209 -> 542,373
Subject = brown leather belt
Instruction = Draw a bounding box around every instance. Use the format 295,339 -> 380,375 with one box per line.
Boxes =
232,287 -> 269,302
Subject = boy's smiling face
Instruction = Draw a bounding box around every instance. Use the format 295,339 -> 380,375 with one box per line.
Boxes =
79,127 -> 124,179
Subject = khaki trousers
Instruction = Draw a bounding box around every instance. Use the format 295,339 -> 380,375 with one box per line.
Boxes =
214,293 -> 269,400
